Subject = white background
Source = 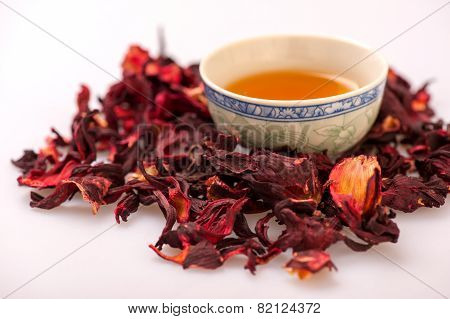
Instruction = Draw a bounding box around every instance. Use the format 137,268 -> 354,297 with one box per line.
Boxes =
0,0 -> 449,298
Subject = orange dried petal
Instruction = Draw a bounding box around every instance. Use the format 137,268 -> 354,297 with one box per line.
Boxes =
285,250 -> 335,280
329,155 -> 381,215
121,45 -> 150,75
149,244 -> 189,265
381,115 -> 401,132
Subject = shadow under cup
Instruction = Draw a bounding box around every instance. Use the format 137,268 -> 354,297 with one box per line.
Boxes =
200,35 -> 388,155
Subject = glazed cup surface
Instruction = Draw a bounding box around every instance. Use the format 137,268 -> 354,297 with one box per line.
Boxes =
199,35 -> 388,155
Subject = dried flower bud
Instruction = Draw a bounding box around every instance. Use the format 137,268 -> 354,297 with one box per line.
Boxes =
329,155 -> 382,215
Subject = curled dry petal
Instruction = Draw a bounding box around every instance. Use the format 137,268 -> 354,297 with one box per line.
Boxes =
72,111 -> 98,163
167,177 -> 191,223
18,159 -> 80,188
30,176 -> 112,213
219,238 -> 266,274
255,213 -> 275,247
205,176 -> 248,200
150,240 -> 223,270
416,144 -> 450,184
195,197 -> 248,243
182,240 -> 223,269
77,84 -> 90,114
121,45 -> 150,75
271,208 -> 340,252
149,223 -> 224,270
382,175 -> 447,213
376,145 -> 411,178
115,192 -> 140,223
11,150 -> 39,173
285,250 -> 336,280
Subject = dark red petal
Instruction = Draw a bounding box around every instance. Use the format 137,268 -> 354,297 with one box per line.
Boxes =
77,84 -> 90,114
196,197 -> 248,243
30,176 -> 112,213
285,250 -> 336,279
114,192 -> 140,223
30,183 -> 77,209
183,240 -> 223,269
382,175 -> 447,213
12,150 -> 38,173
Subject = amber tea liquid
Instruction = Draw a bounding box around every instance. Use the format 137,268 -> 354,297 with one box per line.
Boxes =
226,70 -> 354,100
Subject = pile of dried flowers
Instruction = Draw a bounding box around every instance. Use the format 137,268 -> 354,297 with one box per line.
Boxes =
12,45 -> 449,279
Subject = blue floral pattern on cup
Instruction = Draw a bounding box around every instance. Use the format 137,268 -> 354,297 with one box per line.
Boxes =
204,81 -> 385,122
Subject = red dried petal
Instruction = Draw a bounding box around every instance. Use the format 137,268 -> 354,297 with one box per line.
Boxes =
219,238 -> 265,274
271,208 -> 340,252
377,145 -> 411,178
382,175 -> 447,213
154,90 -> 210,120
195,197 -> 248,243
72,111 -> 98,163
182,240 -> 223,269
69,176 -> 112,213
121,45 -> 150,75
30,183 -> 77,210
416,144 -> 450,184
285,250 -> 336,279
149,243 -> 189,265
18,159 -> 79,188
77,84 -> 90,114
205,176 -> 248,200
168,178 -> 191,223
211,151 -> 322,205
149,240 -> 223,270
12,150 -> 39,173
114,192 -> 140,223
30,176 -> 112,213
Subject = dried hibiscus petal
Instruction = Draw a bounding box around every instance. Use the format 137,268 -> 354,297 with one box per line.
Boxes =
270,208 -> 340,252
285,250 -> 336,279
149,223 -> 223,269
416,144 -> 450,184
154,90 -> 210,121
182,240 -> 223,269
211,151 -> 322,206
382,175 -> 447,213
72,111 -> 99,163
114,192 -> 140,223
12,150 -> 39,173
137,161 -> 191,223
150,240 -> 223,270
195,197 -> 248,243
18,159 -> 80,188
76,84 -> 90,114
167,177 -> 191,223
220,238 -> 266,274
31,176 -> 112,213
205,176 -> 248,200
376,145 -> 411,178
121,45 -> 150,76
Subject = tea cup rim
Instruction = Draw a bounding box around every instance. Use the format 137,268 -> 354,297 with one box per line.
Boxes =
199,34 -> 389,107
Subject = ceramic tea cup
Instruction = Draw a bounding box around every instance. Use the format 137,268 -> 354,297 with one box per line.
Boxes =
199,35 -> 388,154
